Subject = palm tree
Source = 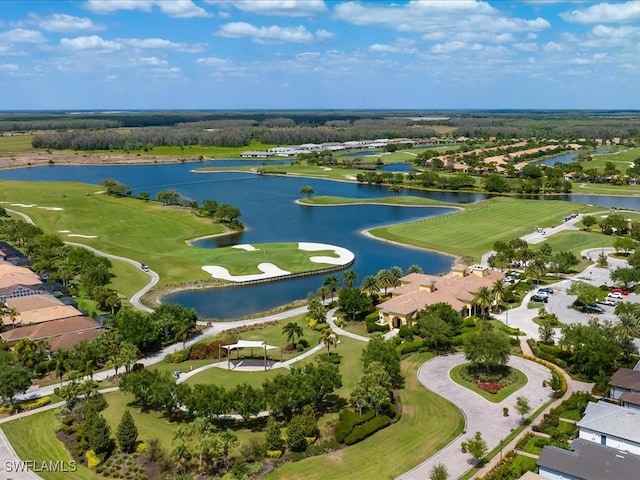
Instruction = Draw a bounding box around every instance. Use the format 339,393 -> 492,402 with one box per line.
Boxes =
389,266 -> 404,284
321,328 -> 338,354
406,264 -> 423,274
342,269 -> 358,288
377,269 -> 395,295
491,279 -> 506,313
316,286 -> 332,304
282,321 -> 303,347
472,286 -> 493,318
6,306 -> 18,328
360,275 -> 380,297
322,275 -> 340,300
174,315 -> 195,348
54,350 -> 69,387
300,186 -> 314,198
613,312 -> 639,342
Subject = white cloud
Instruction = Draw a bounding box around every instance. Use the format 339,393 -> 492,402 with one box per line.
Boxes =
369,38 -> 417,54
60,35 -> 122,51
591,24 -> 637,38
334,0 -> 549,35
543,41 -> 565,52
431,41 -> 467,54
0,63 -> 19,72
560,1 -> 640,24
27,13 -> 96,32
0,29 -> 47,43
209,0 -> 327,17
120,38 -> 207,52
216,22 -> 331,43
84,0 -> 210,18
196,56 -> 232,67
138,56 -> 167,66
513,42 -> 538,52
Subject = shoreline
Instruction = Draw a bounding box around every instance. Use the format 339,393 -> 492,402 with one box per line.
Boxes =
360,228 -> 460,265
1,151 -> 639,198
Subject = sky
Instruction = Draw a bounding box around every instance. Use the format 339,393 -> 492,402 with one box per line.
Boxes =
1,0 -> 639,110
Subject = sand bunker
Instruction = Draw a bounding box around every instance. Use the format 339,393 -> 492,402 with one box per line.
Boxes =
58,230 -> 71,233
67,234 -> 98,239
10,203 -> 36,208
202,242 -> 354,282
202,263 -> 290,282
38,206 -> 64,211
232,244 -> 258,251
299,242 -> 355,265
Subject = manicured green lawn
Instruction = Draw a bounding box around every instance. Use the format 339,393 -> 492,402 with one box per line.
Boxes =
574,183 -> 640,195
266,352 -> 465,480
369,196 -> 600,260
583,146 -> 640,171
201,242 -> 346,275
0,181 -> 344,295
0,134 -> 34,154
1,409 -> 101,480
534,230 -> 616,258
449,363 -> 528,403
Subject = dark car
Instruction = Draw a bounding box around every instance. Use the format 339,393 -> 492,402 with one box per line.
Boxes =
531,294 -> 549,303
537,288 -> 554,295
584,304 -> 605,314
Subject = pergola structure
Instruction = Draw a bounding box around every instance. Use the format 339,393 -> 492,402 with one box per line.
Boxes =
220,340 -> 281,371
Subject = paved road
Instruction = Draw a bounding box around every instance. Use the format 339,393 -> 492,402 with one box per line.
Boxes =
398,354 -> 552,480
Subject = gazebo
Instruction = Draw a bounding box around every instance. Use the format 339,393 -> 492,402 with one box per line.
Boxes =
220,340 -> 281,371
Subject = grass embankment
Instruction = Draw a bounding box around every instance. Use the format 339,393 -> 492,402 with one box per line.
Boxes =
266,352 -> 465,480
0,181 -> 340,294
1,409 -> 101,480
300,195 -> 463,208
449,364 -> 528,403
368,196 -> 601,260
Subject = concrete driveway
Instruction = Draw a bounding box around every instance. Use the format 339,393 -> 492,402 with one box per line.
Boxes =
398,354 -> 552,480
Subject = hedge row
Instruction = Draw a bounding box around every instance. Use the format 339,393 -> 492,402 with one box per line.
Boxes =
0,396 -> 51,414
344,415 -> 391,445
522,353 -> 567,398
334,409 -> 375,443
365,316 -> 390,333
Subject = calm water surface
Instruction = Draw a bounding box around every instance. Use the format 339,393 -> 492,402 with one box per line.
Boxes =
0,164 -> 635,318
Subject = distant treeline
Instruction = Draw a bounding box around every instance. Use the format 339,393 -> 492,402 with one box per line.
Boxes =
31,119 -> 439,150
6,110 -> 640,150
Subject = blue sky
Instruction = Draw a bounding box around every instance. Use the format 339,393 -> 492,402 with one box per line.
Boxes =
1,1 -> 639,110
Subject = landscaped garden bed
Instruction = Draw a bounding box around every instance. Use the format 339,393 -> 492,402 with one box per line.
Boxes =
450,363 -> 527,402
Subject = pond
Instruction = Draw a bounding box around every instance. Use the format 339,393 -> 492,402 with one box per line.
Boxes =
0,164 -> 636,318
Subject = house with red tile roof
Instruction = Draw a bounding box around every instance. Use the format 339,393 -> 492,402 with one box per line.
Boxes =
1,316 -> 102,351
377,264 -> 504,328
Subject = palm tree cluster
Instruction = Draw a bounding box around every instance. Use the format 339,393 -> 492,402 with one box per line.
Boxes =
471,279 -> 508,318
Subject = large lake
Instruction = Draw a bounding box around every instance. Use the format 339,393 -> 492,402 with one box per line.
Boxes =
0,163 -> 636,318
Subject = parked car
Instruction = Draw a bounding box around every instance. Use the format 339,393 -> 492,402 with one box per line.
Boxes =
531,294 -> 549,303
610,287 -> 629,295
597,299 -> 617,307
584,304 -> 605,314
537,288 -> 554,295
608,292 -> 624,300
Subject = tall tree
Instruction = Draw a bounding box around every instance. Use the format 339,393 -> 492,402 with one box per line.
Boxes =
117,410 -> 139,453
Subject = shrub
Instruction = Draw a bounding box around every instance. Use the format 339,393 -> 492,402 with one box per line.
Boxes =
344,415 -> 391,445
334,409 -> 375,443
365,316 -> 390,333
266,450 -> 283,459
169,350 -> 189,363
318,352 -> 341,364
86,449 -> 103,469
298,337 -> 310,348
135,442 -> 147,454
397,339 -> 425,355
398,325 -> 413,339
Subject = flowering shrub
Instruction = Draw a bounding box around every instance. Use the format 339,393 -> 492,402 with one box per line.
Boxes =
475,381 -> 504,394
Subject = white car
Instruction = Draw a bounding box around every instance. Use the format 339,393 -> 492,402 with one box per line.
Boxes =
608,292 -> 624,300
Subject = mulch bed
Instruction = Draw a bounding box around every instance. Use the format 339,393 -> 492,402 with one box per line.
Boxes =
475,381 -> 505,394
